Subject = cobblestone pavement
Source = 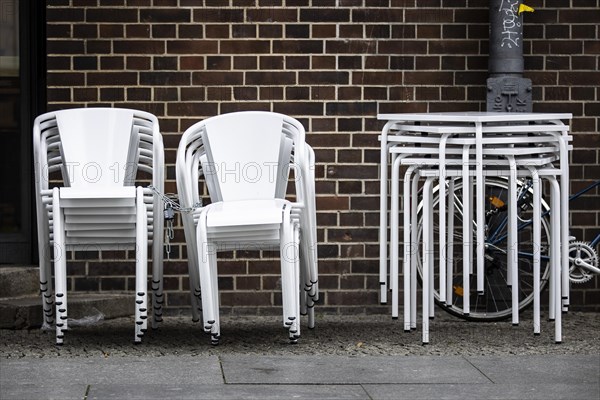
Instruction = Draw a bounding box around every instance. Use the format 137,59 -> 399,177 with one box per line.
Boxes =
1,310 -> 598,358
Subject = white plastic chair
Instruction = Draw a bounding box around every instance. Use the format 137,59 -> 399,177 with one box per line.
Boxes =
33,108 -> 165,344
176,111 -> 317,344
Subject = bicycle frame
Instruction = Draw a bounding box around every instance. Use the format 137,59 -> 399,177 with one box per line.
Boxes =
488,179 -> 600,248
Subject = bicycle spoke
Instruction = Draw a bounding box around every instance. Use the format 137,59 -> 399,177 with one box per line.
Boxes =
486,276 -> 500,313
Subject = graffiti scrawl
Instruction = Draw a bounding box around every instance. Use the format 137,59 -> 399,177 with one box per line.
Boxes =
499,0 -> 521,48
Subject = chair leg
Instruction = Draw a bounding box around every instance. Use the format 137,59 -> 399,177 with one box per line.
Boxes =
151,237 -> 164,329
193,287 -> 203,323
56,273 -> 68,335
135,187 -> 149,343
301,245 -> 316,329
192,268 -> 203,324
302,243 -> 316,330
208,250 -> 220,345
298,191 -> 318,304
299,239 -> 309,317
281,209 -> 300,343
37,192 -> 55,328
280,223 -> 295,331
52,188 -> 67,345
308,149 -> 319,304
39,256 -> 55,328
186,238 -> 203,323
292,221 -> 301,342
307,299 -> 315,330
196,210 -> 219,345
151,193 -> 165,329
188,273 -> 203,324
151,280 -> 164,330
302,212 -> 318,304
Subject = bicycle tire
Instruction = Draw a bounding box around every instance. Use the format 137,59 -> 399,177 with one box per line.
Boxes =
415,176 -> 552,322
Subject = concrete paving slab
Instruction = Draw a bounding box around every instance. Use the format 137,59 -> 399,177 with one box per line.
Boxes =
0,292 -> 133,329
0,356 -> 223,386
0,266 -> 39,298
87,384 -> 369,399
467,355 -> 600,384
220,355 -> 490,384
363,383 -> 600,400
0,383 -> 87,400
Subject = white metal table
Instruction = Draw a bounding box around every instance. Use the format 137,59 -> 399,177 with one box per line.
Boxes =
377,112 -> 572,342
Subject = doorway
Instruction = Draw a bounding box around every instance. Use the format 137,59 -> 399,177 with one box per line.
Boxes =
0,0 -> 45,264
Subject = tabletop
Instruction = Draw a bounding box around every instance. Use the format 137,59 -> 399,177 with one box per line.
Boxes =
377,112 -> 573,123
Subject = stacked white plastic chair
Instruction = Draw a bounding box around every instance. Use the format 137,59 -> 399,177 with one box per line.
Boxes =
378,112 -> 572,344
33,108 -> 165,344
176,111 -> 318,345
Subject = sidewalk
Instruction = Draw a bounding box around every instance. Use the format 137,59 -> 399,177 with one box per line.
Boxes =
1,313 -> 599,399
1,354 -> 598,399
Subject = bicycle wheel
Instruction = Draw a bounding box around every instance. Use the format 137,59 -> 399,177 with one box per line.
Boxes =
415,176 -> 552,321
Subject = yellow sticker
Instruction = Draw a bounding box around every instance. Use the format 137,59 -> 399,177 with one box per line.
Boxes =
488,195 -> 505,209
518,4 -> 535,14
453,285 -> 464,297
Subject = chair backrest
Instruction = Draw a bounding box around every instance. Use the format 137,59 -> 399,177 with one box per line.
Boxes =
54,108 -> 137,188
34,107 -> 163,191
200,111 -> 295,202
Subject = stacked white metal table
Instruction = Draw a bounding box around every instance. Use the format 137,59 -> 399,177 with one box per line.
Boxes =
378,112 -> 572,343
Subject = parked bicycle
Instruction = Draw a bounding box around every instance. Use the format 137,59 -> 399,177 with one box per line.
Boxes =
415,177 -> 600,321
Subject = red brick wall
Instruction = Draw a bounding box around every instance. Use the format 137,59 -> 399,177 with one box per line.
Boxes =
45,0 -> 600,314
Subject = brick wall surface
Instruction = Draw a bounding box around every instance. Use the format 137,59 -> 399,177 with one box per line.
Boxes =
45,0 -> 600,314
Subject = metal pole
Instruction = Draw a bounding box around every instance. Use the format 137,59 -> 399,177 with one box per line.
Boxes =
486,0 -> 532,112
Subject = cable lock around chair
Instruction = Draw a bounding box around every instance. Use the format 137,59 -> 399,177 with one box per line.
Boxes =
146,185 -> 203,260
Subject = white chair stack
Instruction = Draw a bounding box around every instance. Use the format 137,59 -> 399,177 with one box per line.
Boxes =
176,111 -> 318,345
378,112 -> 572,344
33,108 -> 165,344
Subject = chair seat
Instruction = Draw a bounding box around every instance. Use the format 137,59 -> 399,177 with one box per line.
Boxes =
59,187 -> 139,237
59,186 -> 136,198
205,199 -> 287,227
64,207 -> 137,215
59,187 -> 136,208
65,214 -> 137,223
